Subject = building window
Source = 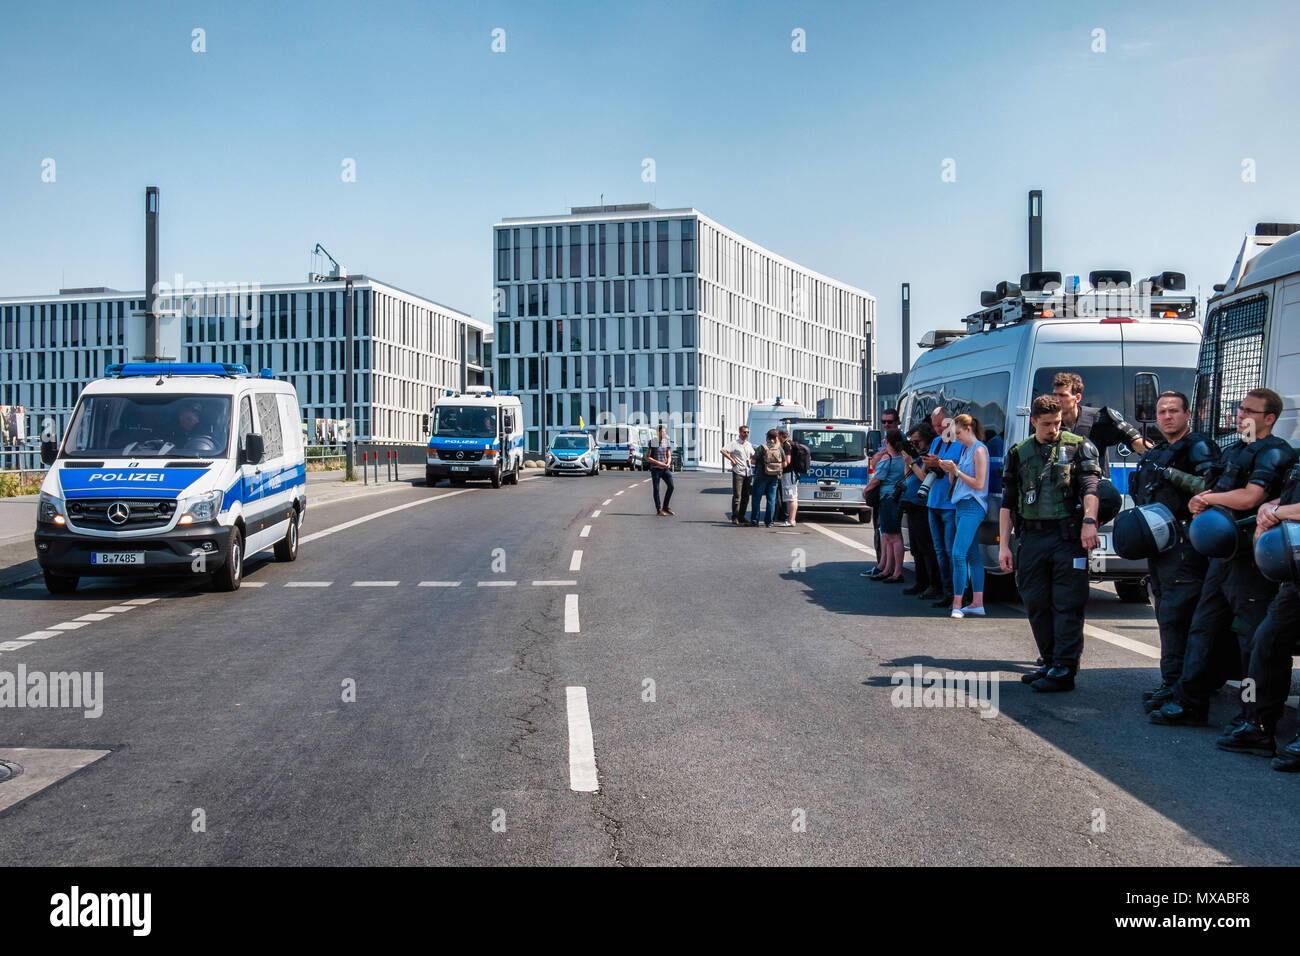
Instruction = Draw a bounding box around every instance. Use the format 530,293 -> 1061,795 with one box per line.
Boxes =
615,354 -> 626,388
657,220 -> 669,273
618,223 -> 626,275
586,281 -> 596,315
682,313 -> 696,347
681,219 -> 695,272
614,282 -> 625,313
512,228 -> 520,281
658,315 -> 670,349
588,225 -> 597,276
545,226 -> 553,279
570,226 -> 582,277
631,222 -> 641,274
499,323 -> 511,354
599,223 -> 607,276
531,227 -> 539,280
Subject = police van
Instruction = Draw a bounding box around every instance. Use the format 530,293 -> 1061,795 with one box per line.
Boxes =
745,397 -> 814,442
597,424 -> 654,470
897,270 -> 1202,601
425,387 -> 525,488
34,362 -> 306,594
789,420 -> 874,522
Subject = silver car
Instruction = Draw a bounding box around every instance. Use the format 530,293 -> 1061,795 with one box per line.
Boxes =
545,433 -> 600,477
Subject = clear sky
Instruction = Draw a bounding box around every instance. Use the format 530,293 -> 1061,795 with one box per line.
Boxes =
2,0 -> 1298,373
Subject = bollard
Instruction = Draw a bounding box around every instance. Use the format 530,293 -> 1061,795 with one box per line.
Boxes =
362,451 -> 368,485
373,449 -> 379,484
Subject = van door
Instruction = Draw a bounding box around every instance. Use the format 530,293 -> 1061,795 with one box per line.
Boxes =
277,392 -> 307,508
244,391 -> 291,555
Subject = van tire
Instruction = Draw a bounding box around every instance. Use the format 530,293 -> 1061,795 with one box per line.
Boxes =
43,569 -> 78,594
857,510 -> 871,524
213,527 -> 243,592
491,464 -> 502,489
274,509 -> 300,562
1115,579 -> 1150,604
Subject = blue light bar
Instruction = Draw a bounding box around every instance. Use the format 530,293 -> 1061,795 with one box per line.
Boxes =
259,368 -> 275,379
105,362 -> 250,378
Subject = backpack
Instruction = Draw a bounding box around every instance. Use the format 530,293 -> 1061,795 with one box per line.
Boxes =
791,442 -> 811,475
763,441 -> 784,476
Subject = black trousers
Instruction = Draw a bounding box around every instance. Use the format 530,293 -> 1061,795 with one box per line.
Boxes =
1174,556 -> 1278,713
1244,583 -> 1300,730
902,502 -> 940,592
1016,526 -> 1090,671
1147,540 -> 1208,686
730,473 -> 752,521
651,468 -> 675,511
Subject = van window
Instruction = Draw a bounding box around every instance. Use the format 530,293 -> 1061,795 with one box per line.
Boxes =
793,427 -> 866,462
1031,366 -> 1197,434
1193,294 -> 1268,449
238,395 -> 255,456
901,372 -> 1009,442
255,393 -> 284,459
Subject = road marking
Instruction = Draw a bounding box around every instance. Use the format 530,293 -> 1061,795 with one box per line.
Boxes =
49,621 -> 89,630
477,580 -> 518,587
1083,624 -> 1160,660
0,641 -> 33,651
569,550 -> 583,572
615,491 -> 624,496
565,686 -> 599,792
418,581 -> 462,587
804,522 -> 878,559
300,488 -> 474,545
241,581 -> 266,588
74,613 -> 112,622
124,598 -> 159,605
534,580 -> 579,587
352,581 -> 400,587
286,581 -> 332,588
565,594 -> 580,632
17,631 -> 60,641
628,483 -> 639,489
580,525 -> 591,538
591,510 -> 601,517
602,499 -> 612,506
98,605 -> 136,613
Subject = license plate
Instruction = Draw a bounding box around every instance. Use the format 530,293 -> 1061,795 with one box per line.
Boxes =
451,465 -> 469,472
1097,534 -> 1110,553
815,491 -> 842,499
91,552 -> 144,566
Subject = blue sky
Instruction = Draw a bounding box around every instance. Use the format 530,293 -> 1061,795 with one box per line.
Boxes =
2,0 -> 1298,373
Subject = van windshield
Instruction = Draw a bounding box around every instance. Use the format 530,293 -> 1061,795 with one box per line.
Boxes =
63,394 -> 233,458
794,428 -> 867,462
434,405 -> 497,438
551,436 -> 588,450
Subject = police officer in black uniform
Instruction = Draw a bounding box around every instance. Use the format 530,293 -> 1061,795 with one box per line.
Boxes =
1151,387 -> 1298,728
1126,391 -> 1221,713
999,394 -> 1103,692
1217,459 -> 1300,765
1051,371 -> 1152,463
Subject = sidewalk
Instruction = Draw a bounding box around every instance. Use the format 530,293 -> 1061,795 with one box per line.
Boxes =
0,465 -> 429,588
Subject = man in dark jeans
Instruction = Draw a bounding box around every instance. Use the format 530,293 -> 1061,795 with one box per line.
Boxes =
721,425 -> 755,525
647,425 -> 676,516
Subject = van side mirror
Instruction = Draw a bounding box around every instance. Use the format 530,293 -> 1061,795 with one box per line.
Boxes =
41,440 -> 58,466
422,414 -> 430,434
867,429 -> 883,452
1134,372 -> 1159,426
244,434 -> 265,465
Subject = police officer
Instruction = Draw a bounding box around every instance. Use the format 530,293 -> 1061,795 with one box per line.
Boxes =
1127,391 -> 1221,713
1151,387 -> 1298,728
1217,459 -> 1300,765
999,394 -> 1103,692
1051,371 -> 1152,461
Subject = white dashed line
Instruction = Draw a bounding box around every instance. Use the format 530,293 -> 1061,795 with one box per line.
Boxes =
477,580 -> 518,587
17,631 -> 60,641
124,598 -> 159,605
299,488 -> 474,545
615,491 -> 624,496
534,580 -> 579,587
352,581 -> 400,587
98,606 -> 136,613
418,581 -> 462,588
569,550 -> 583,572
580,525 -> 591,538
49,622 -> 89,631
0,641 -> 33,651
565,686 -> 599,793
285,581 -> 332,588
805,522 -> 878,559
591,510 -> 601,517
602,499 -> 612,506
74,613 -> 113,622
1083,624 -> 1160,660
241,582 -> 266,588
565,594 -> 580,633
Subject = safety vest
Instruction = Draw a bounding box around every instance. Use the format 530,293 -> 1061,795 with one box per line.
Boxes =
1012,433 -> 1088,520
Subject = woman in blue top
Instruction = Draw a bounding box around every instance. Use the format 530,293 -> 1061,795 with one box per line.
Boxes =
863,431 -> 909,582
939,413 -> 989,618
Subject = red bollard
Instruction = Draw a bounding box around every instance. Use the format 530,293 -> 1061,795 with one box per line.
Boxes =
362,451 -> 368,485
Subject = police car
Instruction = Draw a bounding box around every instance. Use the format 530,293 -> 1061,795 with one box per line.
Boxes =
545,432 -> 600,476
34,363 -> 306,594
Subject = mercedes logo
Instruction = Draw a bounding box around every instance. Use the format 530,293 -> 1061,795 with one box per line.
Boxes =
107,502 -> 131,525
456,450 -> 465,460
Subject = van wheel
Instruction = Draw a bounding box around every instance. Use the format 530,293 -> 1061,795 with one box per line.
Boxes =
1115,579 -> 1150,604
43,569 -> 78,594
857,510 -> 871,524
213,528 -> 243,591
491,466 -> 502,489
274,509 -> 300,562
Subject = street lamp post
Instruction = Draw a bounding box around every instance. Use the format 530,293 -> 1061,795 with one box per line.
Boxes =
344,278 -> 355,480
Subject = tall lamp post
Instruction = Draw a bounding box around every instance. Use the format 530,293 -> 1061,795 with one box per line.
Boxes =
344,278 -> 355,480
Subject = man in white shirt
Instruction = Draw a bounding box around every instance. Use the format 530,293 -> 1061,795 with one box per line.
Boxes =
721,425 -> 756,525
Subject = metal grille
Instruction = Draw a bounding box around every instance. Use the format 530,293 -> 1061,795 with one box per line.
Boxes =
1194,294 -> 1267,452
67,498 -> 175,531
437,449 -> 484,462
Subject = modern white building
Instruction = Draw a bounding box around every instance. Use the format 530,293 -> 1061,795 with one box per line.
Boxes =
493,204 -> 875,467
0,277 -> 488,453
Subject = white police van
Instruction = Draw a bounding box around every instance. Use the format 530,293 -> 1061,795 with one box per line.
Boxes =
790,420 -> 874,522
425,387 -> 525,488
745,397 -> 814,443
35,362 -> 306,594
897,270 -> 1202,601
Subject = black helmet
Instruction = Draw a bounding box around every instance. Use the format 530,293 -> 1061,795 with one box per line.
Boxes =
1113,503 -> 1178,560
1094,478 -> 1122,526
1189,505 -> 1245,560
1254,522 -> 1300,584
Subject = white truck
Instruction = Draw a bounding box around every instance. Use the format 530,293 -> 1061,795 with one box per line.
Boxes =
425,387 -> 525,488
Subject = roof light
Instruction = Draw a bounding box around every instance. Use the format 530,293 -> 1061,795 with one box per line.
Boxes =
1099,317 -> 1135,324
259,368 -> 274,379
106,362 -> 249,378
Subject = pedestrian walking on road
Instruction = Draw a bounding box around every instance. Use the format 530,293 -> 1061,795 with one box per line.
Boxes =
939,414 -> 990,618
864,431 -> 908,582
647,424 -> 676,516
750,429 -> 787,528
721,425 -> 755,525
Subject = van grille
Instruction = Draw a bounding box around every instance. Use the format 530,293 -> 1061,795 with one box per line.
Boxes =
436,449 -> 484,462
67,498 -> 175,531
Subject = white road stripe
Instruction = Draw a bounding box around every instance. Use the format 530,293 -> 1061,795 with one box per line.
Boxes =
286,581 -> 332,588
49,621 -> 89,630
352,581 -> 400,587
534,580 -> 579,587
477,580 -> 517,587
418,581 -> 462,588
98,606 -> 136,613
591,510 -> 601,517
615,491 -> 624,496
805,522 -> 878,559
1083,624 -> 1160,660
241,581 -> 266,588
124,598 -> 159,605
300,488 -> 473,545
565,594 -> 580,632
569,550 -> 583,572
565,686 -> 599,792
628,483 -> 639,489
602,499 -> 612,506
0,641 -> 33,651
580,525 -> 591,538
74,613 -> 112,622
17,631 -> 60,641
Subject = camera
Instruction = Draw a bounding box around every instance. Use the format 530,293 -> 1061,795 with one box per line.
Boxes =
915,470 -> 941,502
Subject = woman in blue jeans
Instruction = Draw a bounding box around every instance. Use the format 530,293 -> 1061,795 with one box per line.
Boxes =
938,413 -> 989,618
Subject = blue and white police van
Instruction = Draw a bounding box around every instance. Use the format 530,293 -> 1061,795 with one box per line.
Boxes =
425,387 -> 525,488
790,420 -> 875,522
34,363 -> 307,594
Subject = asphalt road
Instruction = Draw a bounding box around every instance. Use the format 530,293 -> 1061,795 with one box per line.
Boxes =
1,468 -> 1297,866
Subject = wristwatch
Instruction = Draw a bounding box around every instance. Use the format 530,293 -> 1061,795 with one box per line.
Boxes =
1082,517 -> 1097,526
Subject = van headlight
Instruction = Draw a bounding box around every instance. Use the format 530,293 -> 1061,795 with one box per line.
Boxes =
38,492 -> 66,526
178,489 -> 223,524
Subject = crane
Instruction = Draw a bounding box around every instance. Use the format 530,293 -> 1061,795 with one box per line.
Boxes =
308,243 -> 346,283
